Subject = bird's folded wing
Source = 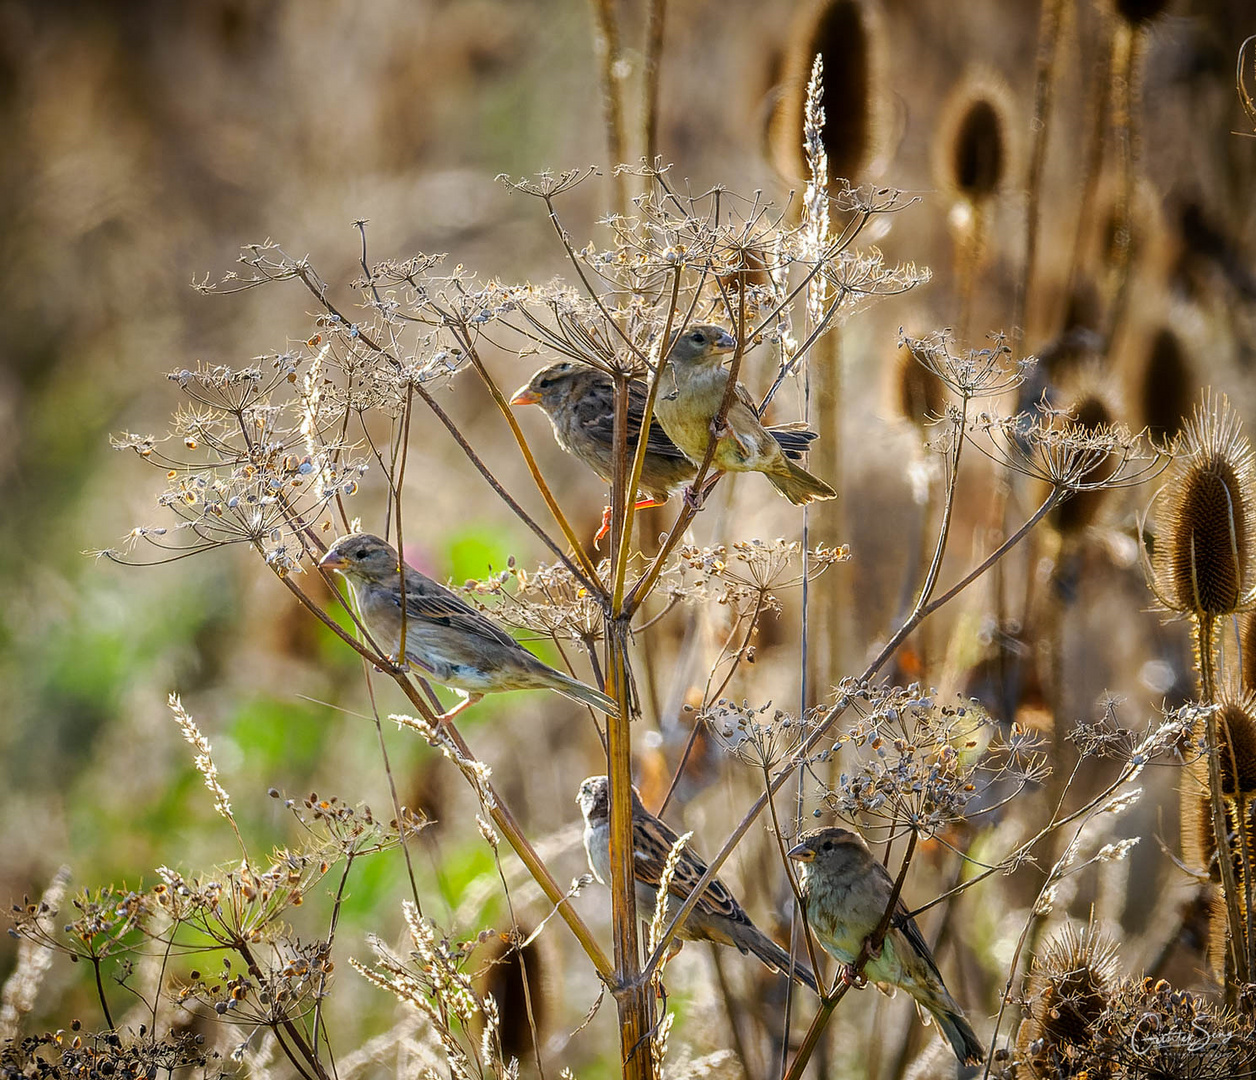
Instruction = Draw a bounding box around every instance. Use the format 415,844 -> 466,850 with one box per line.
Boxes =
892,905 -> 946,983
635,818 -> 750,924
399,580 -> 521,651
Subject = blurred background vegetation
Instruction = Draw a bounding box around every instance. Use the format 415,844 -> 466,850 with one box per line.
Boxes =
1,0 -> 1254,1077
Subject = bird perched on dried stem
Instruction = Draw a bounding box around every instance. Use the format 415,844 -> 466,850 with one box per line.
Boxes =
653,325 -> 838,505
577,774 -> 818,992
788,827 -> 984,1064
510,361 -> 818,542
320,533 -> 617,718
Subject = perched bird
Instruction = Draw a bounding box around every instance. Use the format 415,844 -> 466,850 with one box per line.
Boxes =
319,533 -> 617,718
576,775 -> 817,992
510,361 -> 817,541
788,827 -> 984,1065
652,325 -> 838,505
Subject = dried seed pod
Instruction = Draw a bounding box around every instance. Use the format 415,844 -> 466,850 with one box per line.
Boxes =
1215,691 -> 1256,796
1138,326 -> 1193,446
768,0 -> 884,187
1113,0 -> 1171,26
934,68 -> 1017,205
1149,392 -> 1256,618
890,338 -> 948,431
1021,924 -> 1120,1052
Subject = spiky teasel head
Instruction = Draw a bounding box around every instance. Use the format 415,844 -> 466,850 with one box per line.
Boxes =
1179,692 -> 1256,867
934,67 -> 1017,208
1137,326 -> 1194,447
1021,924 -> 1121,1052
768,0 -> 884,188
1145,392 -> 1256,620
1112,0 -> 1171,26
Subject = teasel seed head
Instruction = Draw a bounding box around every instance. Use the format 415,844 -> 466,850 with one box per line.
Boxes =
1147,392 -> 1256,619
1215,691 -> 1256,796
1021,923 -> 1120,1051
1113,0 -> 1171,27
934,68 -> 1017,206
1138,326 -> 1194,446
768,0 -> 884,187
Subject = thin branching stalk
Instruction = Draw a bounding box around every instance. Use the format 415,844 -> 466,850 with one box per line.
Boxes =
643,487 -> 1068,977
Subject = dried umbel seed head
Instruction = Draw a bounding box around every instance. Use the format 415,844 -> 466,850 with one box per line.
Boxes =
1022,924 -> 1120,1049
1050,390 -> 1120,537
934,69 -> 1016,204
769,0 -> 883,186
1149,392 -> 1256,618
891,339 -> 948,430
1139,327 -> 1193,446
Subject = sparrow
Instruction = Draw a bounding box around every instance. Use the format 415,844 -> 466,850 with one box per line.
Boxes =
652,325 -> 838,505
788,827 -> 984,1065
577,775 -> 817,992
319,533 -> 618,718
510,361 -> 818,541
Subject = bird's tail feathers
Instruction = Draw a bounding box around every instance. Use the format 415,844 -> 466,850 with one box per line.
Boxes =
928,1003 -> 985,1066
768,459 -> 838,505
747,934 -> 819,994
546,670 -> 620,716
767,422 -> 819,461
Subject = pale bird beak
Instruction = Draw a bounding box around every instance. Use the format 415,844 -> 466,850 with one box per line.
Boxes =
318,549 -> 349,571
786,842 -> 814,862
510,384 -> 541,406
713,330 -> 736,352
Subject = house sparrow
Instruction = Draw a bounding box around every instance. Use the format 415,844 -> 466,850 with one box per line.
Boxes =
788,827 -> 984,1064
510,361 -> 818,540
577,775 -> 817,992
319,533 -> 617,717
652,325 -> 838,505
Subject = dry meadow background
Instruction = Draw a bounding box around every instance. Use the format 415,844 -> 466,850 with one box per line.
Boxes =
2,1 -> 1255,1078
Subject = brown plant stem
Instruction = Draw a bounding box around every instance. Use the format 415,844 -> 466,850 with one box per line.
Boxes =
606,617 -> 655,1079
588,0 -> 630,218
1199,612 -> 1252,1002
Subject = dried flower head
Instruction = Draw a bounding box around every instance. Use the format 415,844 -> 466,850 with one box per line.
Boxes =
890,337 -> 949,431
1047,388 -> 1122,537
1021,923 -> 1120,1051
1146,392 -> 1256,619
770,0 -> 884,187
1139,326 -> 1194,446
934,68 -> 1016,204
901,330 -> 1031,398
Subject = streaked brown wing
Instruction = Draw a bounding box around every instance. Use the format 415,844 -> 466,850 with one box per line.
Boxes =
400,574 -> 522,652
634,815 -> 750,925
628,380 -> 693,460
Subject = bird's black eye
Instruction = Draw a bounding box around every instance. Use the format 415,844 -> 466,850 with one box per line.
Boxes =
354,547 -> 368,559
690,331 -> 705,344
822,840 -> 832,852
